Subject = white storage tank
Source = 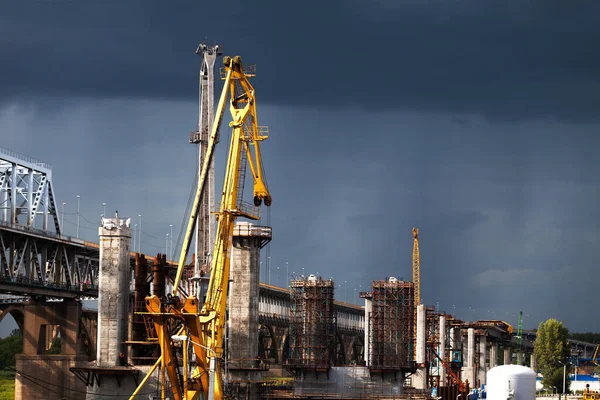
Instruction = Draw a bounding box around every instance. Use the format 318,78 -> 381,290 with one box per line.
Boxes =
486,365 -> 536,400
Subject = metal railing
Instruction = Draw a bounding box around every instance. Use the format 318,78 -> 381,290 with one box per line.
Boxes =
0,219 -> 88,245
0,145 -> 52,171
219,64 -> 257,80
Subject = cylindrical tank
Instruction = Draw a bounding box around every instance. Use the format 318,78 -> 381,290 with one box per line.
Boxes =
486,365 -> 536,400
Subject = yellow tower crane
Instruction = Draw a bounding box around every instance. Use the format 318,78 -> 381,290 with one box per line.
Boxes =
412,227 -> 420,361
412,227 -> 420,308
130,55 -> 271,400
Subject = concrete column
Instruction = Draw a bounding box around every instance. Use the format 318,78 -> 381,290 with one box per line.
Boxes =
413,304 -> 427,389
97,214 -> 131,367
503,348 -> 510,365
449,327 -> 456,351
439,315 -> 446,386
467,329 -> 474,367
229,222 -> 265,364
461,328 -> 475,388
364,298 -> 372,365
490,343 -> 498,368
478,335 -> 487,386
530,354 -> 536,372
416,305 -> 426,364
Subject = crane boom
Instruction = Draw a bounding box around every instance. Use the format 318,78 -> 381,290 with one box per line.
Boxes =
412,227 -> 420,361
131,55 -> 272,400
412,227 -> 420,307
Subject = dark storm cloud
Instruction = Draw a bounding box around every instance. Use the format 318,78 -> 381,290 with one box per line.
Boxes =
1,0 -> 600,121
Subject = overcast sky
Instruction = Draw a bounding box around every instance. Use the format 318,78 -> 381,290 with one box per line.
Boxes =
1,0 -> 599,336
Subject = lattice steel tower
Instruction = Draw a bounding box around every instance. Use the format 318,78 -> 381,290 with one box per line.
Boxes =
412,227 -> 420,360
190,43 -> 222,281
412,227 -> 420,307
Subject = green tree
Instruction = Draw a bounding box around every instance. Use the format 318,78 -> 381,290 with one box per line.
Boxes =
534,319 -> 570,393
0,329 -> 22,369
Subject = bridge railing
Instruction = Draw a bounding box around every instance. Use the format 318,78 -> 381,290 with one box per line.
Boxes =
0,274 -> 97,293
0,220 -> 88,245
0,145 -> 52,171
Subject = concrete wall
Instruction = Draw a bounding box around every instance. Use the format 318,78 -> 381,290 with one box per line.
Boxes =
15,355 -> 88,400
85,365 -> 159,400
97,216 -> 131,367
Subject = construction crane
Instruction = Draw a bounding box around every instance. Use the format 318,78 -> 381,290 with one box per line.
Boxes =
130,55 -> 272,400
412,227 -> 420,307
412,227 -> 420,360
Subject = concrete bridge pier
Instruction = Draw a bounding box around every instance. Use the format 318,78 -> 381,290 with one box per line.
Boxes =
477,335 -> 487,386
490,342 -> 498,368
226,222 -> 272,396
413,304 -> 427,389
15,300 -> 88,400
85,214 -> 139,400
461,328 -> 475,389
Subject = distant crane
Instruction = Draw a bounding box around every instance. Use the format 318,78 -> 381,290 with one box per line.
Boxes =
412,227 -> 420,360
412,227 -> 420,307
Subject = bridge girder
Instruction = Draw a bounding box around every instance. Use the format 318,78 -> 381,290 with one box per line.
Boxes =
0,227 -> 99,297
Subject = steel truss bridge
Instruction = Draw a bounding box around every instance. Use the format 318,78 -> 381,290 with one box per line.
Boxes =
0,146 -> 102,298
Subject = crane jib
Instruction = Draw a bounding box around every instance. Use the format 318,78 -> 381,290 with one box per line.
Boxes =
130,54 -> 272,400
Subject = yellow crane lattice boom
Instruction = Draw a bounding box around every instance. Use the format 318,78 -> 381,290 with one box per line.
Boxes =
412,227 -> 420,307
131,55 -> 272,400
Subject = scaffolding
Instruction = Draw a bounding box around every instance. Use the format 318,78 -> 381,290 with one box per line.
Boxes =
288,275 -> 335,371
367,279 -> 414,371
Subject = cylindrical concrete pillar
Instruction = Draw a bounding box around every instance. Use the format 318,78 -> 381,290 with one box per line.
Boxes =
414,304 -> 427,390
503,348 -> 510,365
490,343 -> 498,368
439,315 -> 446,385
467,328 -> 474,368
478,335 -> 487,386
364,298 -> 372,365
416,305 -> 426,364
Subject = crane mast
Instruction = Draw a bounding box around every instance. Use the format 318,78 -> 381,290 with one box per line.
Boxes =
412,227 -> 420,307
412,227 -> 420,360
131,55 -> 271,400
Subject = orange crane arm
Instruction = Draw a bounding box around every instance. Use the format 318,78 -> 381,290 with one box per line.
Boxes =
431,349 -> 466,391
